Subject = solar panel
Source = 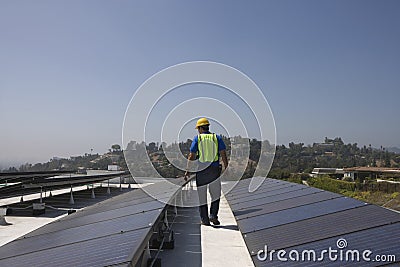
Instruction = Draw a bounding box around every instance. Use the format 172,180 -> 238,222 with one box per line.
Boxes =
243,204 -> 400,254
254,223 -> 400,267
0,209 -> 160,259
0,171 -> 129,199
0,170 -> 75,183
0,179 -> 189,266
226,183 -> 300,201
225,177 -> 400,267
24,199 -> 164,238
238,196 -> 367,233
0,228 -> 147,267
227,185 -> 314,205
229,187 -> 323,211
234,191 -> 341,220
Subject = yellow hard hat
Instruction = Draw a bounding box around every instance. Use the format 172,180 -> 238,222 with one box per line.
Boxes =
195,117 -> 210,129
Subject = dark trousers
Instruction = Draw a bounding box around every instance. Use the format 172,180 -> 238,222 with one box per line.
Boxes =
195,165 -> 221,221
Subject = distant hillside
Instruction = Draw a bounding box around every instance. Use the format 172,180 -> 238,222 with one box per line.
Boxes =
3,139 -> 400,180
1,151 -> 126,172
269,137 -> 400,179
387,147 -> 400,154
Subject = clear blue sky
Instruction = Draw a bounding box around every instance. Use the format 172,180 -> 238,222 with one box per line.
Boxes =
1,0 -> 399,168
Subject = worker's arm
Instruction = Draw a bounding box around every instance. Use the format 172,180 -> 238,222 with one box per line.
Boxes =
220,149 -> 228,170
184,152 -> 196,178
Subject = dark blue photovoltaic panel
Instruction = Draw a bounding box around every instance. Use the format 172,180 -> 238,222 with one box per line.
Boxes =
0,171 -> 130,199
254,223 -> 400,267
29,200 -> 163,237
230,187 -> 323,211
225,178 -> 400,267
0,209 -> 160,259
0,228 -> 148,267
243,204 -> 400,254
225,179 -> 293,196
228,183 -> 298,199
237,197 -> 367,233
227,184 -> 303,204
234,191 -> 341,220
0,179 -> 187,267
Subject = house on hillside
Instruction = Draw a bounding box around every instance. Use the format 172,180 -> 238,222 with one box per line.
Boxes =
311,168 -> 344,178
344,167 -> 400,181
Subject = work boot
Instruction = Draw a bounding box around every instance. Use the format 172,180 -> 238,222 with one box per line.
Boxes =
209,216 -> 220,225
201,217 -> 211,226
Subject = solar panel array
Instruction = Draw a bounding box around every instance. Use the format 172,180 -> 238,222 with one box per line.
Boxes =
0,180 -> 185,266
0,171 -> 130,199
224,178 -> 400,266
0,170 -> 75,183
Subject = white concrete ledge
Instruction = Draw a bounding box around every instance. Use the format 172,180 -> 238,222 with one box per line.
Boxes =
201,194 -> 254,267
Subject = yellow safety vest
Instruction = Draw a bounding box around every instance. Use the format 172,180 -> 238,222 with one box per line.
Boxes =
198,133 -> 219,163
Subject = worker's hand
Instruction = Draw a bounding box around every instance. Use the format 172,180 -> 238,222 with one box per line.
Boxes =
184,171 -> 190,181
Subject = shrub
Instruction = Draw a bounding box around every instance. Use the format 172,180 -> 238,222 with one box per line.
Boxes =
391,192 -> 399,199
307,176 -> 355,193
284,174 -> 303,184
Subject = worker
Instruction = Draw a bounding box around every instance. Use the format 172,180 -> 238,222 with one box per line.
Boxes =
185,118 -> 228,226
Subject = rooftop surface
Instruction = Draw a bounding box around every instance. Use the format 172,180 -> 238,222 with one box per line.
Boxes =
0,177 -> 399,266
